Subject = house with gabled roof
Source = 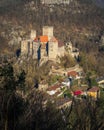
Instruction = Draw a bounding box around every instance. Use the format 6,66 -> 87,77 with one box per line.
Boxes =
87,87 -> 100,99
67,70 -> 79,79
47,84 -> 61,96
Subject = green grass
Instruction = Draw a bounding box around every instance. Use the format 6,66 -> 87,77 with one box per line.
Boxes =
63,89 -> 72,98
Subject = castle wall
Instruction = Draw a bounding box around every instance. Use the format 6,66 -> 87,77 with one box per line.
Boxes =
48,41 -> 58,59
41,44 -> 48,59
33,42 -> 40,59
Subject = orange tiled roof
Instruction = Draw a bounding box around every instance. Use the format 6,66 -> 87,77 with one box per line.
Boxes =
40,36 -> 48,42
34,36 -> 48,43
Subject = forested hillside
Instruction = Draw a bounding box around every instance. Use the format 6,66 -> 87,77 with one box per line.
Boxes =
0,0 -> 104,41
0,1 -> 104,130
0,0 -> 104,74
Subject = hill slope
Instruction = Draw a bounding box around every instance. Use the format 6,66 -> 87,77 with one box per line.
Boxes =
0,0 -> 104,51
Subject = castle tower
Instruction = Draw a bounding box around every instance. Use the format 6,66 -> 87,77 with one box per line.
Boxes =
48,37 -> 58,60
43,26 -> 53,40
30,30 -> 36,40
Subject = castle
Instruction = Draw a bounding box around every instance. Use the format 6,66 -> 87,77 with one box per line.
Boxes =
21,26 -> 79,61
21,26 -> 65,61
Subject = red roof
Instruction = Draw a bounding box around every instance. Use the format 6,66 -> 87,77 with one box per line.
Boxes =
47,84 -> 60,91
49,36 -> 58,42
88,87 -> 99,92
58,41 -> 64,47
68,71 -> 78,77
73,90 -> 82,95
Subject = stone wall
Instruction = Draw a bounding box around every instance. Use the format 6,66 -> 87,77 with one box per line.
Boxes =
48,41 -> 58,59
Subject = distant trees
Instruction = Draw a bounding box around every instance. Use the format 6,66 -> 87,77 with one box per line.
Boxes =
13,60 -> 51,88
59,54 -> 76,69
67,98 -> 104,130
79,51 -> 104,76
79,52 -> 97,73
0,62 -> 26,130
24,92 -> 65,130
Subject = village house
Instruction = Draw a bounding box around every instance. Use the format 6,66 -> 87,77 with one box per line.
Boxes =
73,90 -> 83,97
67,70 -> 79,79
97,77 -> 104,88
87,87 -> 100,99
61,78 -> 71,88
47,84 -> 61,96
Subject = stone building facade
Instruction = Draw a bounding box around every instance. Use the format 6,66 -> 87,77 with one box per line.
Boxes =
21,26 -> 79,61
21,26 -> 64,61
